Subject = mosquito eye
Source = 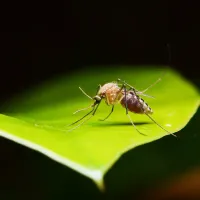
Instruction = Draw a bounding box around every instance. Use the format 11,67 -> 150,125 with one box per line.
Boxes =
93,96 -> 101,102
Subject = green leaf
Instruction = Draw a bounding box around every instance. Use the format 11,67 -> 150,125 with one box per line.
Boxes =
0,66 -> 199,189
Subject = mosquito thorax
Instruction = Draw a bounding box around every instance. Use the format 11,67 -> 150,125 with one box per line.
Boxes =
98,83 -> 120,95
97,83 -> 122,105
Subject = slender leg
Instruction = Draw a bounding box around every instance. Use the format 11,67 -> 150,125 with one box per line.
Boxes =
67,84 -> 102,131
114,83 -> 126,101
124,85 -> 146,136
74,84 -> 101,115
135,92 -> 155,99
96,84 -> 101,94
117,79 -> 137,91
92,101 -> 101,115
73,105 -> 94,114
68,105 -> 96,126
68,100 -> 101,131
145,113 -> 177,137
117,78 -> 161,94
140,78 -> 161,93
99,105 -> 114,121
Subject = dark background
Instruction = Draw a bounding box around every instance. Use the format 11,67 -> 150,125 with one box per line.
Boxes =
0,1 -> 199,101
0,1 -> 199,200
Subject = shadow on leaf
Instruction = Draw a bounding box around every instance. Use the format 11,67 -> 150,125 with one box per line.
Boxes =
94,121 -> 153,126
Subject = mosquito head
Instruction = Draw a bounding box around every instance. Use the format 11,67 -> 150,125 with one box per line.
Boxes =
93,95 -> 102,103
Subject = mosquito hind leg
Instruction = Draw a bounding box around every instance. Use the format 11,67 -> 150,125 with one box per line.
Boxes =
117,78 -> 137,91
145,113 -> 177,137
117,78 -> 161,94
126,114 -> 146,136
140,78 -> 161,93
99,105 -> 114,121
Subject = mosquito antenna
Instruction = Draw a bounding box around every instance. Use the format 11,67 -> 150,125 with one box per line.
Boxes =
145,113 -> 177,137
79,87 -> 93,100
73,105 -> 94,114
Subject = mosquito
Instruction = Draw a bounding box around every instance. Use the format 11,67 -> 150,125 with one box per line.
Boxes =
68,78 -> 176,137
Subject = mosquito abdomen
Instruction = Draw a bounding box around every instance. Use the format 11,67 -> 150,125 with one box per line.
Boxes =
120,92 -> 153,114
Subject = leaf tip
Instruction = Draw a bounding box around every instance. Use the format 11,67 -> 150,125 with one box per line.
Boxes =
89,170 -> 105,191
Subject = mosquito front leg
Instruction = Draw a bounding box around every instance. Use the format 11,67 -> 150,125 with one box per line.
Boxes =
68,106 -> 96,126
68,100 -> 102,131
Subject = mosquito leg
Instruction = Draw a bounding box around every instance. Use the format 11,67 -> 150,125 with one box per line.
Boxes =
99,105 -> 114,121
68,105 -> 96,126
68,100 -> 101,132
140,78 -> 161,93
117,79 -> 137,91
92,101 -> 101,115
68,82 -> 102,127
96,84 -> 101,94
114,83 -> 126,102
123,85 -> 146,136
135,92 -> 155,99
126,114 -> 147,136
145,113 -> 177,137
73,105 -> 94,114
117,78 -> 161,94
67,114 -> 94,132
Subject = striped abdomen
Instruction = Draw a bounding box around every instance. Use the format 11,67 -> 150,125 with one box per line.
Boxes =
120,91 -> 153,114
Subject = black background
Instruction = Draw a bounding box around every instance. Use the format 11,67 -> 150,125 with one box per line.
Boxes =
0,1 -> 199,199
0,1 -> 199,101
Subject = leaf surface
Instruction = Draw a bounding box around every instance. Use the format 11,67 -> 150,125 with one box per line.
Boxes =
0,66 -> 199,189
